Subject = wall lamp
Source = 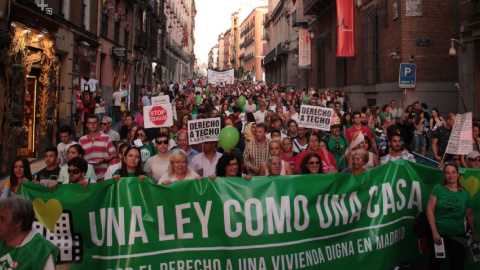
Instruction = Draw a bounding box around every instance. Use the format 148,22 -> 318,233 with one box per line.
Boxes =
449,38 -> 465,57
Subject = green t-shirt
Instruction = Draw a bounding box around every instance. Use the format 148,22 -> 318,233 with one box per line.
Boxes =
431,184 -> 473,235
322,135 -> 349,171
140,143 -> 156,164
0,231 -> 59,270
379,112 -> 394,121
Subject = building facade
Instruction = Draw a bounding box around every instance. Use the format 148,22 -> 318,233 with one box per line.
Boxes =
217,33 -> 225,70
263,0 -> 300,87
293,0 -> 459,112
208,44 -> 219,70
0,0 -> 195,174
163,0 -> 196,84
223,28 -> 231,70
229,12 -> 241,70
240,6 -> 268,82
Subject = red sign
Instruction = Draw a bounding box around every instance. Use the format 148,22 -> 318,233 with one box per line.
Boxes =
336,0 -> 355,57
149,106 -> 168,126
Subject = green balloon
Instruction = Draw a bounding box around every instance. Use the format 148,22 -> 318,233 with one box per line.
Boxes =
196,96 -> 202,103
238,96 -> 246,107
204,89 -> 210,94
219,126 -> 239,151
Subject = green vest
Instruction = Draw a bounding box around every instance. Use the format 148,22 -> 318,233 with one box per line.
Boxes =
0,232 -> 59,270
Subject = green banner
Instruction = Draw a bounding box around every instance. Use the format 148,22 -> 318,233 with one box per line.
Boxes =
17,161 -> 480,269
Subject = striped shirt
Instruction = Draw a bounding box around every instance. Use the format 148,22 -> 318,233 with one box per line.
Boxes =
79,132 -> 115,181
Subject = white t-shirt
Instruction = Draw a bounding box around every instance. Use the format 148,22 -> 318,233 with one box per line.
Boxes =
244,103 -> 256,113
113,91 -> 125,106
144,155 -> 170,183
57,141 -> 77,166
254,110 -> 266,124
101,130 -> 120,143
190,152 -> 223,177
104,162 -> 121,181
158,170 -> 199,184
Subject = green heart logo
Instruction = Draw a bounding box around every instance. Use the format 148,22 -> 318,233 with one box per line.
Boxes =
32,198 -> 62,232
459,176 -> 480,197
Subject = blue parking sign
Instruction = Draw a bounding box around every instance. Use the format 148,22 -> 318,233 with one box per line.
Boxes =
399,63 -> 416,88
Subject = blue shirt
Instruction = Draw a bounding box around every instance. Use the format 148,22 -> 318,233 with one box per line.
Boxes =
169,147 -> 199,162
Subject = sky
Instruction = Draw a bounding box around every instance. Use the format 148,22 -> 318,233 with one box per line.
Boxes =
194,0 -> 268,66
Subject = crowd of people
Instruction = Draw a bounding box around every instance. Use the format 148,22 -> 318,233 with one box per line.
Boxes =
1,80 -> 479,269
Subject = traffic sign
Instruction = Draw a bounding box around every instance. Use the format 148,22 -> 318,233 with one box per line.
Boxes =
399,63 -> 416,88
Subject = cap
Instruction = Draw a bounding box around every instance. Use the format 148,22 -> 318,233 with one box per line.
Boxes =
467,151 -> 480,160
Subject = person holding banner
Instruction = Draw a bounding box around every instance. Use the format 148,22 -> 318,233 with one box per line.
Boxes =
294,133 -> 338,174
426,163 -> 478,270
215,153 -> 242,178
144,133 -> 171,183
159,149 -> 200,184
113,146 -> 147,181
258,141 -> 293,176
190,141 -> 223,178
4,156 -> 32,195
298,153 -> 323,174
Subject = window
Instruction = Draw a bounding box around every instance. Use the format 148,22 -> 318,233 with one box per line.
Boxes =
336,58 -> 347,87
367,99 -> 377,108
101,13 -> 108,38
114,21 -> 120,44
317,39 -> 325,88
363,12 -> 379,85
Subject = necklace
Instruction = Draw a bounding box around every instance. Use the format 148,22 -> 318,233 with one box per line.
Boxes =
445,184 -> 459,192
0,231 -> 28,270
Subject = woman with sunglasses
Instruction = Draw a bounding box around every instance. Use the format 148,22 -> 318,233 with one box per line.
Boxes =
134,127 -> 156,164
179,114 -> 191,132
299,153 -> 323,174
58,144 -> 97,183
113,146 -> 147,181
426,163 -> 478,269
341,149 -> 368,176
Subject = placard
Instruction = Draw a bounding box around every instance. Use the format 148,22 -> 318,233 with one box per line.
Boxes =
298,105 -> 334,131
143,104 -> 173,128
188,118 -> 221,144
445,112 -> 473,155
151,95 -> 170,106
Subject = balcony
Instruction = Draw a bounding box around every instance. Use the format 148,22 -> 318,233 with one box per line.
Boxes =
263,48 -> 276,66
276,42 -> 289,56
244,53 -> 254,62
292,9 -> 308,27
244,37 -> 255,48
304,0 -> 335,16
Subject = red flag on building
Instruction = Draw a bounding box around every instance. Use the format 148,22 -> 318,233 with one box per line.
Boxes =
336,0 -> 355,57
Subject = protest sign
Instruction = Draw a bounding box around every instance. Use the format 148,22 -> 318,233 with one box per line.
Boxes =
298,105 -> 334,131
143,104 -> 173,128
188,118 -> 221,144
445,112 -> 473,155
208,69 -> 235,85
17,161 -> 480,269
151,95 -> 170,106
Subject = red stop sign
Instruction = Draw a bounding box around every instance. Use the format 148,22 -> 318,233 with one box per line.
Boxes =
149,106 -> 168,126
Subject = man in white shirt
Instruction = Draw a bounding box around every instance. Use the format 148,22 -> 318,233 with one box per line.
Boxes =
190,141 -> 223,177
254,102 -> 267,124
144,133 -> 171,183
100,116 -> 120,144
57,125 -> 77,166
244,97 -> 257,113
112,88 -> 125,124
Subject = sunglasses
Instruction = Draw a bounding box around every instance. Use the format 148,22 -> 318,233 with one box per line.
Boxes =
68,169 -> 81,175
137,133 -> 146,137
156,140 -> 169,145
469,158 -> 480,162
101,122 -> 110,126
308,161 -> 321,165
